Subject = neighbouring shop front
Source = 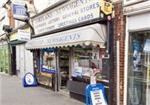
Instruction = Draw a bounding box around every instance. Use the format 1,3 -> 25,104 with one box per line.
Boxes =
124,3 -> 150,105
26,0 -> 113,103
0,41 -> 9,74
9,25 -> 33,78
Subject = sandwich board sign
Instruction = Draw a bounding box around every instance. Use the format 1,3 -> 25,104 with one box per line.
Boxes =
23,72 -> 37,87
86,83 -> 107,105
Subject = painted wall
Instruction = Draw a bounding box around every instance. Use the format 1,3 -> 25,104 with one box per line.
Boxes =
16,44 -> 33,78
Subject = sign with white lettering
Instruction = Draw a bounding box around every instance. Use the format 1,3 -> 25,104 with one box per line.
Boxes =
32,0 -> 101,35
12,3 -> 28,21
86,84 -> 108,105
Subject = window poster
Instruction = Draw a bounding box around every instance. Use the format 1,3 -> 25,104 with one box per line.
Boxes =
132,39 -> 142,71
41,49 -> 56,73
143,39 -> 150,53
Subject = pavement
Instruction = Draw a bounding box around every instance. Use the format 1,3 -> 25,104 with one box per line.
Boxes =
0,74 -> 85,105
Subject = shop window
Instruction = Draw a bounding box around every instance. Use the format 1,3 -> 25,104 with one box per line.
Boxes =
35,49 -> 56,88
127,31 -> 150,105
71,46 -> 107,82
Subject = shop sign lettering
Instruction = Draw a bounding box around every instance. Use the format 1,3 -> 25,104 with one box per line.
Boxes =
46,33 -> 80,44
32,0 -> 101,35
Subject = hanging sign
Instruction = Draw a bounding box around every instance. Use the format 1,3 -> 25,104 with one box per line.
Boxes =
12,3 -> 28,21
23,72 -> 37,87
17,29 -> 31,41
100,0 -> 113,15
86,83 -> 108,105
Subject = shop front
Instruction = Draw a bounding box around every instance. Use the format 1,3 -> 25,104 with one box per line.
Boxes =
9,26 -> 33,78
26,0 -> 113,103
26,23 -> 109,97
124,3 -> 150,105
0,40 -> 9,74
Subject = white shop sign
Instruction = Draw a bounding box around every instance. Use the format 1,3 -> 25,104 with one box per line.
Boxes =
32,0 -> 101,35
17,29 -> 31,41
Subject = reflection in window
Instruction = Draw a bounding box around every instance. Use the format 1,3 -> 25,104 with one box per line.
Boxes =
127,31 -> 150,105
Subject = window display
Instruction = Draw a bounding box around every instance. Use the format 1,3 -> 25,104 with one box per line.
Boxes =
41,49 -> 56,74
128,31 -> 150,105
72,47 -> 102,78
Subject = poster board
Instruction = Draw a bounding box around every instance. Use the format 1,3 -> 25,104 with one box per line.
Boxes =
86,83 -> 107,105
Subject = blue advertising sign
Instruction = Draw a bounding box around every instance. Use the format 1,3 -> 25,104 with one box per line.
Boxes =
86,83 -> 108,105
12,3 -> 28,21
23,72 -> 38,87
41,49 -> 57,74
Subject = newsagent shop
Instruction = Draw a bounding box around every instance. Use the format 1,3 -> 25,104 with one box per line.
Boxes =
26,0 -> 113,103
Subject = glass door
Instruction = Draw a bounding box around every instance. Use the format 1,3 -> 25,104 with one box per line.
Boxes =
59,48 -> 69,90
127,31 -> 150,105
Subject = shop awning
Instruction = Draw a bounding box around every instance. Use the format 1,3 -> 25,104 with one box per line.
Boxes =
25,24 -> 107,49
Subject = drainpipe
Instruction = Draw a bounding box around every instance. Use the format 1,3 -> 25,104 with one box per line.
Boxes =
106,18 -> 114,105
116,40 -> 120,105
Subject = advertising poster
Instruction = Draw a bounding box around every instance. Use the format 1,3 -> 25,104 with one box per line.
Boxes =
41,49 -> 56,73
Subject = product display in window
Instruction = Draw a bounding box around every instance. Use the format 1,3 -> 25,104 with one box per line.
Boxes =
41,49 -> 56,73
132,39 -> 142,72
72,47 -> 101,78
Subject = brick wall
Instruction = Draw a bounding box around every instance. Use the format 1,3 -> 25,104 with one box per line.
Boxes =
7,7 -> 15,28
113,1 -> 125,105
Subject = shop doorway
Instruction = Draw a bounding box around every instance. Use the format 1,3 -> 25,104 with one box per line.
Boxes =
11,46 -> 17,75
59,48 -> 70,92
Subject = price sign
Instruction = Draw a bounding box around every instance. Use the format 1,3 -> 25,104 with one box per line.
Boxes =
86,83 -> 108,105
91,90 -> 107,105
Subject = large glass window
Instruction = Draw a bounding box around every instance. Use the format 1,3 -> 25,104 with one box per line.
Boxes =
72,46 -> 104,80
127,31 -> 150,105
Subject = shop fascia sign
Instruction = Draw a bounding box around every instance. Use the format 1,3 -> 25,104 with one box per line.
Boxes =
12,2 -> 28,21
32,0 -> 102,35
123,1 -> 150,15
17,29 -> 31,41
9,29 -> 30,42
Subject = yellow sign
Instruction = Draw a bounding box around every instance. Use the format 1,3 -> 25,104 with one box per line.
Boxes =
10,32 -> 17,41
9,27 -> 30,41
100,0 -> 113,15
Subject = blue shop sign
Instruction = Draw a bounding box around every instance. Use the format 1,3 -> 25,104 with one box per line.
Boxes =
12,3 -> 28,21
86,83 -> 108,105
